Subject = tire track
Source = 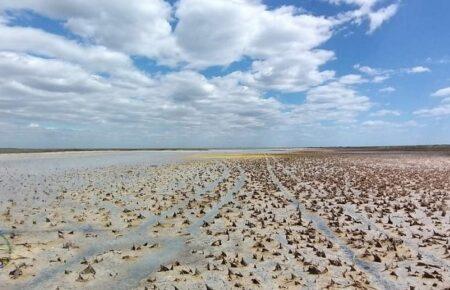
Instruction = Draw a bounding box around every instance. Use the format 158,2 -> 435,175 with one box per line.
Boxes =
17,163 -> 230,290
266,158 -> 399,290
282,160 -> 450,270
101,167 -> 246,290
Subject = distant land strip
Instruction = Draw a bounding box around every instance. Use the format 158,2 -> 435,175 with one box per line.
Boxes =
0,148 -> 211,154
0,144 -> 449,154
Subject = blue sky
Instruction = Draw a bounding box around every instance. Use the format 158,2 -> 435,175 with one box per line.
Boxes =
0,0 -> 449,148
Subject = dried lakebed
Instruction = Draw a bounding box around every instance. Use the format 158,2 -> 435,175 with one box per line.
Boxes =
0,150 -> 449,289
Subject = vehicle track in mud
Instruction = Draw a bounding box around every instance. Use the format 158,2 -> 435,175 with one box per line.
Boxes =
267,158 -> 398,290
18,164 -> 237,290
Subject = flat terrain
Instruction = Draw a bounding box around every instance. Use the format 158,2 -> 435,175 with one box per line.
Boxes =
0,149 -> 449,289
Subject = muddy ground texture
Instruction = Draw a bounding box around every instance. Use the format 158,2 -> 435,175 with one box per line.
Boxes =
0,150 -> 449,289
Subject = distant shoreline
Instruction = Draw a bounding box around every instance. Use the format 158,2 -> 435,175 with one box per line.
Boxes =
321,144 -> 450,152
0,144 -> 449,154
0,148 -> 210,154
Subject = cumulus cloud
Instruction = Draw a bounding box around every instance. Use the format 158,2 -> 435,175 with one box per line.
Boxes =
372,75 -> 389,83
0,52 -> 110,94
362,119 -> 417,128
174,1 -> 334,66
306,80 -> 370,111
245,50 -> 335,92
0,0 -> 403,146
329,0 -> 399,33
2,0 -> 337,93
0,50 -> 286,137
379,86 -> 396,93
353,64 -> 379,76
338,74 -> 366,85
370,109 -> 401,117
354,63 -> 431,83
0,0 -> 178,63
413,87 -> 450,117
414,105 -> 450,117
367,4 -> 398,33
354,64 -> 390,82
406,66 -> 430,74
0,25 -> 129,71
173,0 -> 336,93
431,87 -> 450,98
174,0 -> 260,67
287,77 -> 372,124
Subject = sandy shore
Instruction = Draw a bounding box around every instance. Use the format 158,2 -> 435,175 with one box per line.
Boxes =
0,150 -> 449,289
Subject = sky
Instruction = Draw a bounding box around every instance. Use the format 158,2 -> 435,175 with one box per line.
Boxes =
0,0 -> 449,148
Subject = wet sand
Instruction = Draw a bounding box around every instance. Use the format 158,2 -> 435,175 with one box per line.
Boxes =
0,149 -> 449,289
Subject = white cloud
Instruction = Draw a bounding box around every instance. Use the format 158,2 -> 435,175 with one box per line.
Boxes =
353,64 -> 390,82
0,24 -> 156,88
354,63 -> 433,85
413,87 -> 450,117
355,64 -> 432,81
339,74 -> 366,84
362,119 -> 417,128
174,0 -> 260,67
0,0 -> 178,64
431,87 -> 450,98
353,64 -> 378,76
367,4 -> 398,33
329,0 -> 399,33
306,81 -> 370,109
287,80 -> 372,124
328,0 -> 377,5
414,105 -> 450,117
379,86 -> 395,93
174,1 -> 334,66
407,66 -> 430,74
174,0 -> 336,92
372,75 -> 389,83
0,48 -> 372,141
245,50 -> 335,92
0,0 -> 408,146
370,109 -> 400,117
0,52 -> 110,94
0,25 -> 128,71
362,120 -> 390,127
0,51 -> 288,137
1,0 -> 339,94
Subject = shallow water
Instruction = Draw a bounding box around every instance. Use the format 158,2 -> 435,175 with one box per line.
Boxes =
0,150 -> 201,205
0,150 -> 196,172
